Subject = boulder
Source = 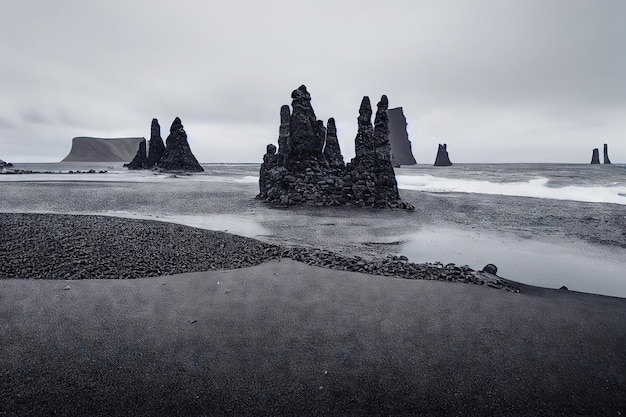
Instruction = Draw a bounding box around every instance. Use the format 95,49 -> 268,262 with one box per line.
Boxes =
123,139 -> 148,169
591,148 -> 600,164
434,143 -> 452,166
146,118 -> 166,168
0,159 -> 13,169
388,107 -> 416,166
258,85 -> 413,210
157,117 -> 204,172
603,144 -> 612,164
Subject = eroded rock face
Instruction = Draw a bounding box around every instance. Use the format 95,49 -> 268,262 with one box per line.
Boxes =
257,86 -> 412,209
157,117 -> 204,172
388,107 -> 416,166
124,139 -> 148,170
434,143 -> 452,166
146,119 -> 166,168
604,144 -> 612,164
591,148 -> 600,164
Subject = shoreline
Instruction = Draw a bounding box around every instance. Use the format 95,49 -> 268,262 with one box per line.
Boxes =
2,259 -> 625,416
0,212 -> 519,292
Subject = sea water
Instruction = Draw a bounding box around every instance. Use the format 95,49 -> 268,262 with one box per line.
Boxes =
1,162 -> 625,297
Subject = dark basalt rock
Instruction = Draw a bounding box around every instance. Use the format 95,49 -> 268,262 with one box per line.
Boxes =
157,117 -> 204,172
124,139 -> 148,169
0,159 -> 13,169
482,264 -> 498,275
603,144 -> 611,164
591,148 -> 600,164
146,118 -> 166,168
434,143 -> 452,166
258,85 -> 413,210
388,107 -> 416,166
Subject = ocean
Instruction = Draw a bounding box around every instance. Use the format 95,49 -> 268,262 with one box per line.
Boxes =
2,162 -> 625,297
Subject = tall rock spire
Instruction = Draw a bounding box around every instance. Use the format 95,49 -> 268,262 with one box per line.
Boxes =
157,117 -> 204,172
146,118 -> 165,168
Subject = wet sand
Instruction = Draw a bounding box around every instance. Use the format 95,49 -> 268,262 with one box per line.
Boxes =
1,259 -> 625,416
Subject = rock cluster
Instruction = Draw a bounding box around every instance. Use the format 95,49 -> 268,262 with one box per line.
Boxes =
126,118 -> 203,172
591,148 -> 600,164
258,85 -> 413,209
388,107 -> 417,166
0,159 -> 13,170
434,143 -> 452,166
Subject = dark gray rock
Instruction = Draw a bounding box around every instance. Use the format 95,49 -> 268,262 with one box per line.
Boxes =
591,148 -> 600,164
388,107 -> 416,166
157,117 -> 204,172
482,264 -> 498,274
434,143 -> 452,166
603,144 -> 611,164
146,118 -> 165,168
124,139 -> 148,170
0,159 -> 13,169
323,118 -> 345,172
258,86 -> 413,210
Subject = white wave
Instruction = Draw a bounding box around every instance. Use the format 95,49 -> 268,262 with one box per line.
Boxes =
396,175 -> 626,205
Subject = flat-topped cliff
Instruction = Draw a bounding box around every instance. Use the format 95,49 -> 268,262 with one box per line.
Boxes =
61,137 -> 145,162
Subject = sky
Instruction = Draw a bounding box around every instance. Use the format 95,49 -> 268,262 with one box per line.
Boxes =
1,0 -> 625,163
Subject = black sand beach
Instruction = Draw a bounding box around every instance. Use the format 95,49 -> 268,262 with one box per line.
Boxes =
1,212 -> 625,416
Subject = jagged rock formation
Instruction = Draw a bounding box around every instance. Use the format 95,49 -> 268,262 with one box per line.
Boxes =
0,159 -> 13,169
258,85 -> 413,209
157,117 -> 204,172
146,119 -> 166,168
125,118 -> 203,172
591,148 -> 600,164
604,144 -> 612,164
123,139 -> 148,169
61,137 -> 145,162
434,143 -> 452,166
388,107 -> 416,166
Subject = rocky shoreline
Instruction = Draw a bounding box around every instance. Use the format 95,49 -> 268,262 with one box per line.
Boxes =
0,212 -> 519,292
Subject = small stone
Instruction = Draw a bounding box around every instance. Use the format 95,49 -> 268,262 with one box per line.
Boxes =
63,285 -> 71,290
482,264 -> 498,274
560,286 -> 569,291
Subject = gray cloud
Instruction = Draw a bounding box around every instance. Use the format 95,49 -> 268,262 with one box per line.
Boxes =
1,0 -> 624,162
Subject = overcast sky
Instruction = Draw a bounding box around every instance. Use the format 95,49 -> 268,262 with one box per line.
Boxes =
1,0 -> 625,163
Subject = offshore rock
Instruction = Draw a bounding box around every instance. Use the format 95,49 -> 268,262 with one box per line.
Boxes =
434,143 -> 452,166
124,139 -> 148,169
388,107 -> 416,166
591,148 -> 600,164
0,159 -> 13,169
603,144 -> 612,164
157,117 -> 204,172
146,118 -> 166,168
258,86 -> 412,210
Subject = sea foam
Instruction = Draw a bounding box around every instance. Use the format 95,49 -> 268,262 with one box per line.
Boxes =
396,175 -> 626,205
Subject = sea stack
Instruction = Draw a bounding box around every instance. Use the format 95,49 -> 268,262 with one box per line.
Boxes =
591,148 -> 600,164
388,107 -> 416,166
434,143 -> 452,166
124,139 -> 148,169
157,117 -> 204,172
257,85 -> 412,209
603,144 -> 612,164
146,119 -> 166,168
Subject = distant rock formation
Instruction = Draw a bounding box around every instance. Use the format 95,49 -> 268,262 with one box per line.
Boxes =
388,107 -> 416,166
603,144 -> 611,164
434,143 -> 452,166
125,118 -> 203,172
61,137 -> 145,162
146,118 -> 166,168
591,148 -> 600,164
0,159 -> 13,169
157,117 -> 204,172
123,139 -> 148,170
257,85 -> 413,209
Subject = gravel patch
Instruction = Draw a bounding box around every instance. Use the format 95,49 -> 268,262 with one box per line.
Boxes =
0,212 -> 519,292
